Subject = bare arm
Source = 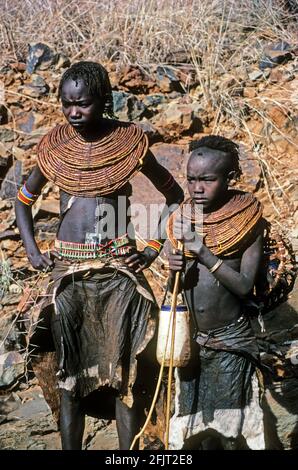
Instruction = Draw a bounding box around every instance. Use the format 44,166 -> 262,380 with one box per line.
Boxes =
194,234 -> 263,298
169,210 -> 263,297
140,150 -> 184,206
140,150 -> 184,241
168,236 -> 262,298
125,150 -> 184,272
15,165 -> 53,270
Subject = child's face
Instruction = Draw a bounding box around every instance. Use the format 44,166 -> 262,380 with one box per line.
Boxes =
61,79 -> 103,133
187,147 -> 230,212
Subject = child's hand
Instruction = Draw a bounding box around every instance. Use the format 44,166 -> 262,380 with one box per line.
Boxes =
184,230 -> 203,255
168,250 -> 185,272
125,246 -> 158,273
28,249 -> 61,272
173,208 -> 203,256
28,250 -> 54,272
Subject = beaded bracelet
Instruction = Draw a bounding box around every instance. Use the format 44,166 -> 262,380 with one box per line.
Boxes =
209,258 -> 223,274
17,183 -> 39,206
146,239 -> 164,254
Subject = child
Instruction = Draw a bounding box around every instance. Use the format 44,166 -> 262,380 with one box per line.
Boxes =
15,61 -> 184,450
167,135 -> 265,450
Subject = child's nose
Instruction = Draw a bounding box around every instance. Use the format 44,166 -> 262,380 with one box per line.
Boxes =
70,106 -> 81,118
194,182 -> 204,193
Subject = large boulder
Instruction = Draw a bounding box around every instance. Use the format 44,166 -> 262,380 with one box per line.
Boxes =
112,91 -> 147,121
153,100 -> 204,138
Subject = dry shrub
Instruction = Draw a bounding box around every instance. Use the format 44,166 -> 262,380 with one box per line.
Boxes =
0,0 -> 296,68
0,0 -> 297,221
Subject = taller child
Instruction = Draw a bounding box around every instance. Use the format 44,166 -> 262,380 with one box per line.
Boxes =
15,61 -> 184,450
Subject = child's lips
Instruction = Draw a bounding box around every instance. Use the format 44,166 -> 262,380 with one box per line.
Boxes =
69,121 -> 85,128
194,197 -> 208,203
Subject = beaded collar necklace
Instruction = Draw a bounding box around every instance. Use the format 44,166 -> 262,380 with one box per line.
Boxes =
37,121 -> 148,197
167,191 -> 263,257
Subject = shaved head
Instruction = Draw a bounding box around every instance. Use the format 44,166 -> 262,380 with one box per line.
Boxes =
189,135 -> 242,180
188,146 -> 232,177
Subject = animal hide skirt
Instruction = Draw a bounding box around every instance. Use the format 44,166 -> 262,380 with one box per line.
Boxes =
28,258 -> 158,411
169,316 -> 265,450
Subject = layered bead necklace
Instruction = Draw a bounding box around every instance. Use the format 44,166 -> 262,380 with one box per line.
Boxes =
37,121 -> 148,196
167,191 -> 263,257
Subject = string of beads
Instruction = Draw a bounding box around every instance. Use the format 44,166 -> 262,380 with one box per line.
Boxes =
167,191 -> 263,257
37,121 -> 148,196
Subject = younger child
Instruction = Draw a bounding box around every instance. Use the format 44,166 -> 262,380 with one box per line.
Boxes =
167,135 -> 265,450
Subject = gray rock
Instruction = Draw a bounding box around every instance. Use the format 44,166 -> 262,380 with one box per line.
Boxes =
137,119 -> 162,144
143,93 -> 167,109
19,127 -> 49,150
0,160 -> 23,199
155,66 -> 184,93
0,311 -> 15,352
112,91 -> 147,121
260,41 -> 293,70
0,128 -> 16,143
249,70 -> 270,81
153,100 -> 204,136
0,352 -> 25,388
0,406 -> 59,449
238,147 -> 262,193
22,79 -> 49,98
26,43 -> 58,74
262,378 -> 298,449
0,151 -> 12,170
31,74 -> 48,88
84,418 -> 118,450
17,111 -> 35,134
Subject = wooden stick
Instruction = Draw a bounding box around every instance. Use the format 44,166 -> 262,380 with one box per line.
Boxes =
165,240 -> 183,450
129,241 -> 183,450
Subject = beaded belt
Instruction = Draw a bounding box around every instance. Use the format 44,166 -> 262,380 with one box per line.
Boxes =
55,234 -> 133,260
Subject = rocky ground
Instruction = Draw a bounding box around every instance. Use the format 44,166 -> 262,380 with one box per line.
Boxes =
0,41 -> 298,450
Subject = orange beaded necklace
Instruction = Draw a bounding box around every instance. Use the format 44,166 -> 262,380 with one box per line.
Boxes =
167,191 -> 263,257
37,121 -> 148,196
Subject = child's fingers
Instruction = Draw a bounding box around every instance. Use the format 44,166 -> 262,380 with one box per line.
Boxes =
168,253 -> 184,270
169,263 -> 184,271
49,250 -> 62,260
173,218 -> 192,241
42,254 -> 54,265
124,253 -> 139,264
169,254 -> 183,261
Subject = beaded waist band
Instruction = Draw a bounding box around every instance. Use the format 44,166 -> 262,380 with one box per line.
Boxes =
55,234 -> 133,260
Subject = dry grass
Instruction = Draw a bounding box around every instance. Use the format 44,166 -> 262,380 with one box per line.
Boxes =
1,1 -> 296,125
0,248 -> 11,299
0,0 -> 297,223
0,0 -> 296,68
